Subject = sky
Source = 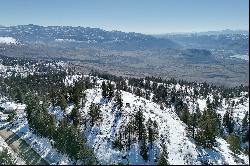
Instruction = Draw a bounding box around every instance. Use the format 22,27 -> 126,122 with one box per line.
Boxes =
0,0 -> 248,34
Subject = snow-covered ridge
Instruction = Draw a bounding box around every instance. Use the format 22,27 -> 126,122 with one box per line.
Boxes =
78,86 -> 249,165
0,37 -> 18,44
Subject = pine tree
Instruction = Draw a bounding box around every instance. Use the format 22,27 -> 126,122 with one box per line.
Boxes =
180,105 -> 190,125
223,110 -> 234,134
101,81 -> 107,98
72,85 -> 81,106
140,126 -> 148,161
115,90 -> 123,110
14,87 -> 23,103
88,103 -> 101,126
227,135 -> 241,154
71,106 -> 81,127
135,107 -> 145,140
46,114 -> 57,139
147,118 -> 158,149
126,122 -> 133,150
242,112 -> 249,143
157,144 -> 169,165
242,112 -> 249,132
58,94 -> 67,111
195,107 -> 219,148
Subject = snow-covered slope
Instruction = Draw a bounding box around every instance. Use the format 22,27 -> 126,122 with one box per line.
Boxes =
0,37 -> 18,44
78,85 -> 249,165
0,57 -> 249,165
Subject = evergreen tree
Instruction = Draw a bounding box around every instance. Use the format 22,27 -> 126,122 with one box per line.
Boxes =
7,112 -> 16,122
71,106 -> 81,127
126,122 -> 133,150
242,112 -> 249,143
58,94 -> 67,111
72,85 -> 81,106
180,105 -> 190,125
101,81 -> 107,98
88,103 -> 101,126
134,107 -> 145,140
14,87 -> 23,103
195,107 -> 219,148
114,90 -> 123,110
157,144 -> 169,165
140,126 -> 148,161
242,112 -> 249,132
223,110 -> 234,134
227,135 -> 241,154
147,118 -> 158,149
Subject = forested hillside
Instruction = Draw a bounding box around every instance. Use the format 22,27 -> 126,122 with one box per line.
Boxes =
0,55 -> 249,165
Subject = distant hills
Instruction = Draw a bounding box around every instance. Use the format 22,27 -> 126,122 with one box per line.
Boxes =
154,29 -> 249,36
0,24 -> 179,50
0,25 -> 248,87
154,30 -> 249,52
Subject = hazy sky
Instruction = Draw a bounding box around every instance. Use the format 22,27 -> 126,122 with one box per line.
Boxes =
0,0 -> 248,34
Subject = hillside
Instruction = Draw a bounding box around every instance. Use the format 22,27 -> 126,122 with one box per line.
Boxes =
0,56 -> 249,165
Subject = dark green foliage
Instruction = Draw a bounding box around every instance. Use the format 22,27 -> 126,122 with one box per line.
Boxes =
125,122 -> 133,150
101,81 -> 107,98
0,148 -> 14,165
14,87 -> 23,103
147,118 -> 158,149
58,94 -> 67,111
24,93 -> 95,164
7,112 -> 16,122
180,105 -> 190,125
114,90 -> 123,110
242,112 -> 249,132
112,137 -> 123,151
157,144 -> 169,165
223,110 -> 234,134
195,107 -> 219,148
241,112 -> 249,143
54,118 -> 96,164
71,106 -> 81,127
26,99 -> 57,139
227,135 -> 241,154
243,128 -> 249,143
140,127 -> 148,161
88,103 -> 101,126
134,107 -> 145,141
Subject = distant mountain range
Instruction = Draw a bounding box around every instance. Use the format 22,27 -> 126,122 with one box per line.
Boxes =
154,29 -> 249,36
154,30 -> 249,52
0,24 -> 179,50
0,24 -> 248,87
